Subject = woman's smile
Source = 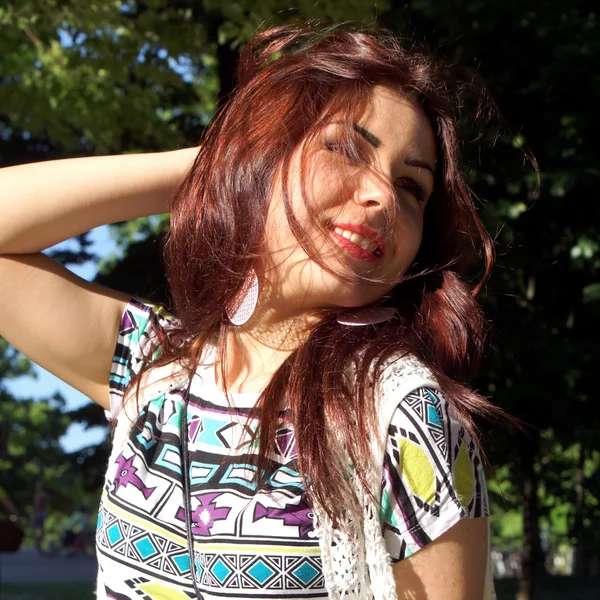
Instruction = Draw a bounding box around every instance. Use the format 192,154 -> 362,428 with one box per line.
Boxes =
329,222 -> 385,262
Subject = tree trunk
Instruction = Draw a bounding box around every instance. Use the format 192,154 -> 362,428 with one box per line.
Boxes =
216,40 -> 240,109
517,433 -> 542,600
201,14 -> 240,110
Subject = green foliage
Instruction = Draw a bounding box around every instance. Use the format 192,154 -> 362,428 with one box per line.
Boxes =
582,282 -> 600,303
0,0 -> 382,156
0,345 -> 74,519
490,437 -> 600,560
1,332 -> 97,523
0,338 -> 33,379
0,0 -> 215,153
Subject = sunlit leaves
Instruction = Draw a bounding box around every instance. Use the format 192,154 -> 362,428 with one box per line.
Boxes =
570,235 -> 599,260
1,0 -> 382,156
582,283 -> 600,304
0,339 -> 33,380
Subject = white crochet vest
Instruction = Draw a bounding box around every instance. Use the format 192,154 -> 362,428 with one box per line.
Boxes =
310,353 -> 496,600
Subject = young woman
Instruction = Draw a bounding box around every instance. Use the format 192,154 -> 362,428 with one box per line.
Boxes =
0,25 -> 501,599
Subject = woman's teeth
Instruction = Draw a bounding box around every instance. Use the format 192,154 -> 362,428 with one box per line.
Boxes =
333,227 -> 379,254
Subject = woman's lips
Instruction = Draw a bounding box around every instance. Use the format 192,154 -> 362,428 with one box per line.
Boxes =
329,228 -> 382,262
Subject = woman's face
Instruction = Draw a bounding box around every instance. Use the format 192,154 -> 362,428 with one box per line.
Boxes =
262,85 -> 437,312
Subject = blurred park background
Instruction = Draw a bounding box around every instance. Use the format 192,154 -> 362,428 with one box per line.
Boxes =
0,1 -> 598,599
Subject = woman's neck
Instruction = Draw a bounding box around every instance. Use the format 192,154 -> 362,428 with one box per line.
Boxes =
215,288 -> 320,394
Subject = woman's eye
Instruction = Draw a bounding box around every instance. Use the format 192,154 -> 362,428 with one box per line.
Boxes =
395,178 -> 427,202
324,140 -> 360,162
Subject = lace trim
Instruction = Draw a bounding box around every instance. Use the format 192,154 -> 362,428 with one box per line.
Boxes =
313,353 -> 496,600
311,353 -> 434,599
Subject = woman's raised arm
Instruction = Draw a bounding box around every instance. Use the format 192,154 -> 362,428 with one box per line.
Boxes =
0,148 -> 197,409
0,148 -> 197,254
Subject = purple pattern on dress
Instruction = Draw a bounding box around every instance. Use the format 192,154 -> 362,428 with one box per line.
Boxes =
121,310 -> 133,331
254,499 -> 314,537
189,417 -> 203,443
113,453 -> 156,500
275,429 -> 297,459
176,492 -> 231,536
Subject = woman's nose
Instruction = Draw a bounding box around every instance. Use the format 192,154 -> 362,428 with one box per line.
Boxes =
354,171 -> 394,212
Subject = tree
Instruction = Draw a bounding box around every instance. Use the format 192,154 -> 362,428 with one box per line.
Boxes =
0,338 -> 87,524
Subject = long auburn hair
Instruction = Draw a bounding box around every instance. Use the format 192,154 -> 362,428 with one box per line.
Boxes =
129,24 -> 516,522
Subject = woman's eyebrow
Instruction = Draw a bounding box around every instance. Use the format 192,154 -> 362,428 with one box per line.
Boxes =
353,124 -> 381,148
353,123 -> 435,179
405,157 -> 435,179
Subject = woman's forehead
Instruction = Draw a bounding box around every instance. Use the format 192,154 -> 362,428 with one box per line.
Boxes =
364,87 -> 435,151
313,87 -> 436,169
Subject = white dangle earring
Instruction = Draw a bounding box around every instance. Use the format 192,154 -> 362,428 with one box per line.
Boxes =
336,306 -> 396,327
226,268 -> 260,326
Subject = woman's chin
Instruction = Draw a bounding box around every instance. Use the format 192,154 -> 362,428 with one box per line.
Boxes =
317,292 -> 388,311
323,285 -> 391,310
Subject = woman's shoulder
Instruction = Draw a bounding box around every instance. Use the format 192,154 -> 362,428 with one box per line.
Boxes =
381,384 -> 490,562
118,297 -> 176,337
378,352 -> 438,386
374,352 -> 440,425
374,354 -> 479,462
108,298 -> 186,418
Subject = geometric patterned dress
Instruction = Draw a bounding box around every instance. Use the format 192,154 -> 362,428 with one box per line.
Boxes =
95,299 -> 488,599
